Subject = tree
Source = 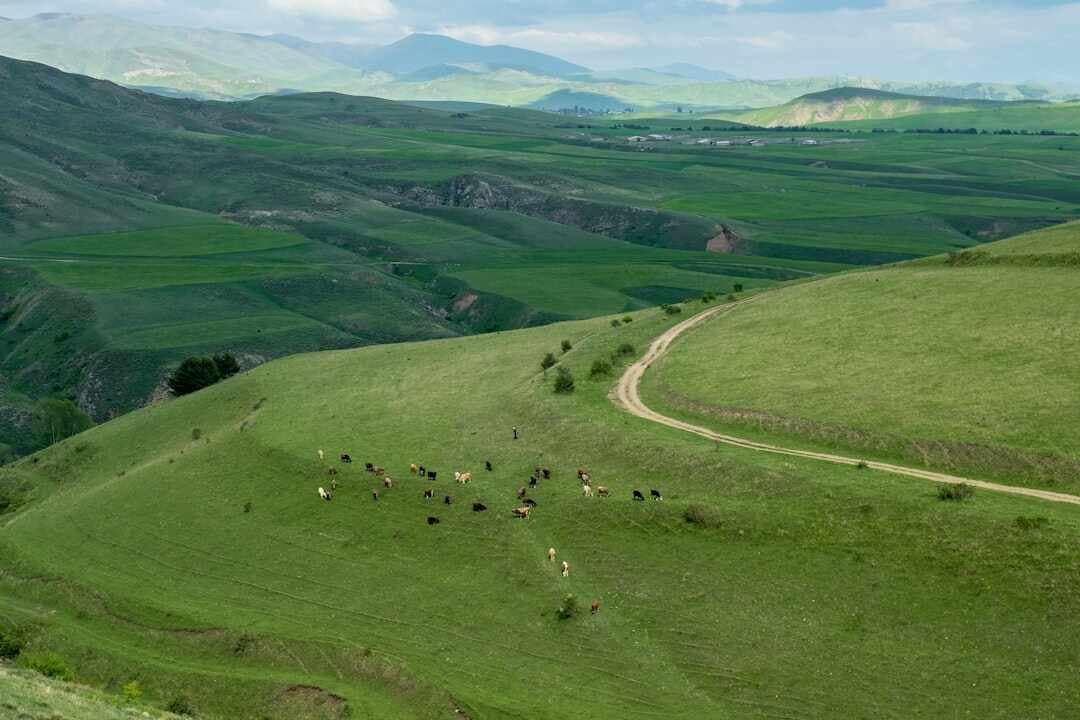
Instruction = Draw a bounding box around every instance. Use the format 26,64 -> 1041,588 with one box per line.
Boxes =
31,398 -> 93,447
553,366 -> 575,394
213,352 -> 240,379
168,357 -> 221,396
560,339 -> 573,353
733,283 -> 744,293
540,353 -> 557,373
589,359 -> 613,379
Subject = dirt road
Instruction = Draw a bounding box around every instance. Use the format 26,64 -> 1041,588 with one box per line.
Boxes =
613,302 -> 1080,507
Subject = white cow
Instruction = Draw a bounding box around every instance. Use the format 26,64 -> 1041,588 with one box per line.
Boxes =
318,487 -> 331,501
548,547 -> 557,562
561,561 -> 570,577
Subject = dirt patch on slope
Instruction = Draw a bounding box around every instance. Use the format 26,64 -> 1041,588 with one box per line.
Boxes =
706,225 -> 743,253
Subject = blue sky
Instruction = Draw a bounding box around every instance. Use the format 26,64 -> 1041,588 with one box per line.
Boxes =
1,0 -> 1077,82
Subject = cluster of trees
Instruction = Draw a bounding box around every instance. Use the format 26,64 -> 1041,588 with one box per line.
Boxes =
168,353 -> 240,397
871,127 -> 1079,137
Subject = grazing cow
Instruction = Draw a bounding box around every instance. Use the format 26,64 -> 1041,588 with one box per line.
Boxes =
365,462 -> 374,471
576,468 -> 588,480
472,502 -> 487,512
424,488 -> 434,499
427,471 -> 437,482
529,477 -> 538,488
341,453 -> 352,464
318,487 -> 331,502
427,516 -> 440,525
485,461 -> 493,472
330,478 -> 338,491
548,547 -> 557,562
384,477 -> 393,489
633,490 -> 645,501
542,468 -> 551,480
523,498 -> 537,508
512,506 -> 531,519
597,486 -> 610,497
582,484 -> 593,497
318,449 -> 324,461
410,463 -> 418,475
373,466 -> 386,477
581,473 -> 592,486
327,467 -> 338,476
454,471 -> 461,483
651,489 -> 663,501
418,465 -> 426,477
444,495 -> 453,505
517,486 -> 528,499
372,490 -> 379,502
460,472 -> 472,484
561,561 -> 570,577
591,600 -> 600,615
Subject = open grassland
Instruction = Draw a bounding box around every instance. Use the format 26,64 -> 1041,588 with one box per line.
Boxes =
0,665 -> 184,720
2,301 -> 1080,719
29,225 -> 309,257
641,222 -> 1080,490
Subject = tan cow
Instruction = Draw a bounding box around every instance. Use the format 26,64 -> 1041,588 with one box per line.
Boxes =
410,463 -> 418,475
548,547 -> 557,562
597,486 -> 610,497
582,484 -> 593,497
512,506 -> 531,519
383,476 -> 393,489
561,561 -> 570,577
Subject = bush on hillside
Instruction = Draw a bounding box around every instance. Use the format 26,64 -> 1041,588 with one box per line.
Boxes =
733,283 -> 744,293
561,339 -> 573,353
684,503 -> 723,529
212,352 -> 240,379
610,318 -> 621,327
123,680 -> 143,702
615,343 -> 636,358
540,352 -> 557,372
553,366 -> 575,394
938,483 -> 974,502
701,291 -> 717,303
168,357 -> 222,397
0,625 -> 27,659
557,594 -> 579,620
661,304 -> 682,316
20,651 -> 73,681
622,316 -> 633,324
165,696 -> 196,716
31,397 -> 93,447
589,359 -> 614,379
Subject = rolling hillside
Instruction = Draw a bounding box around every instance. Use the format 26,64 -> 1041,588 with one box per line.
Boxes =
642,221 -> 1080,490
2,267 -> 1080,718
716,87 -> 1022,127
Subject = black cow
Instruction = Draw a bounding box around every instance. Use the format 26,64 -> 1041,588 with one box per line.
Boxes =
633,490 -> 645,501
427,471 -> 437,481
485,461 -> 493,472
427,516 -> 440,525
523,498 -> 537,508
541,467 -> 551,479
472,502 -> 487,512
444,495 -> 453,505
418,465 -> 426,477
365,462 -> 374,471
528,477 -> 538,487
372,491 -> 379,501
340,453 -> 352,464
651,489 -> 663,501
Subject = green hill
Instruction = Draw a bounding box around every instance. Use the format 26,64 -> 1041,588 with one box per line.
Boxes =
717,87 -> 1019,127
821,101 -> 1080,133
0,665 -> 186,720
642,221 -> 1080,490
3,276 -> 1080,718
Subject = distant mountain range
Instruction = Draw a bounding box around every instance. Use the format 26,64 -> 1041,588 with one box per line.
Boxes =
0,13 -> 1077,108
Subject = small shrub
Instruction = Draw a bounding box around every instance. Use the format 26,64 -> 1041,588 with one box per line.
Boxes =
938,483 -> 974,502
701,291 -> 717,303
855,460 -> 869,470
557,594 -> 579,620
610,318 -> 621,327
540,353 -> 557,372
615,342 -> 636,357
684,503 -> 722,529
165,696 -> 195,716
0,626 -> 26,659
191,428 -> 202,441
168,357 -> 221,397
1014,516 -> 1049,531
21,651 -> 73,681
243,501 -> 253,513
560,339 -> 573,353
661,304 -> 682,316
553,366 -> 575,394
212,353 -> 240,379
733,283 -> 744,293
123,680 -> 143,702
622,315 -> 633,324
589,359 -> 613,379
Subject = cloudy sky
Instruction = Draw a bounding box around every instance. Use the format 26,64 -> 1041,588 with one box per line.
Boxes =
1,0 -> 1077,82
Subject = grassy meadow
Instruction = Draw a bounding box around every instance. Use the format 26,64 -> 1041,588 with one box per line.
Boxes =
2,296 -> 1080,718
641,222 -> 1080,490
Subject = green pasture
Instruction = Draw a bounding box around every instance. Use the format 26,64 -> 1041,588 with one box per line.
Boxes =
29,225 -> 308,258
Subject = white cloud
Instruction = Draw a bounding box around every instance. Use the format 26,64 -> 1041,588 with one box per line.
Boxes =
267,0 -> 395,23
438,24 -> 641,50
735,30 -> 793,50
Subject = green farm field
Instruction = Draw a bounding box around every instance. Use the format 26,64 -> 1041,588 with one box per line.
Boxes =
641,222 -> 1080,490
3,289 -> 1080,719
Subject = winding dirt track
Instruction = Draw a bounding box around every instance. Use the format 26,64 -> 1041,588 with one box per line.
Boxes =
613,302 -> 1080,507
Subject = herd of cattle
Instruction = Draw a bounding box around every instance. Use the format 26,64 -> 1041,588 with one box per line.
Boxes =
312,448 -> 662,612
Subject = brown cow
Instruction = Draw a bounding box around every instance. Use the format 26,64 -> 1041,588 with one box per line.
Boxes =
597,486 -> 610,497
591,600 -> 600,615
512,506 -> 531,519
424,488 -> 434,499
517,486 -> 527,499
327,468 -> 339,476
383,476 -> 393,489
410,463 -> 418,475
